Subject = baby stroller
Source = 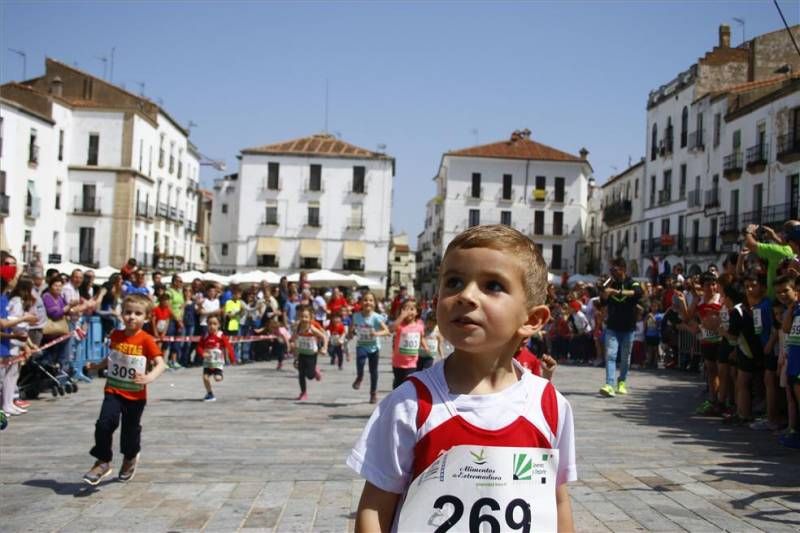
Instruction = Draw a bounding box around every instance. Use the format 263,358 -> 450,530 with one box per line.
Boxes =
17,350 -> 79,400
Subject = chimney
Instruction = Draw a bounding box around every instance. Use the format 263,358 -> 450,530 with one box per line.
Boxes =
719,24 -> 731,48
510,130 -> 521,142
50,76 -> 63,97
579,147 -> 589,160
520,128 -> 531,140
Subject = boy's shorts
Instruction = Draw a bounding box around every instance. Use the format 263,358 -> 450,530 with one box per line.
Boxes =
700,342 -> 718,362
717,342 -> 735,365
787,352 -> 800,384
735,349 -> 762,373
764,351 -> 778,372
203,368 -> 223,377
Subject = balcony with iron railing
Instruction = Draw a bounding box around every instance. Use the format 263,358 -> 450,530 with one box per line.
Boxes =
741,202 -> 800,228
136,201 -> 154,219
260,178 -> 282,193
602,199 -> 632,226
71,247 -> 100,268
685,236 -> 718,255
158,255 -> 185,271
177,209 -> 185,224
719,214 -> 740,240
28,144 -> 39,165
136,252 -> 152,268
723,151 -> 743,179
687,189 -> 702,209
704,188 -> 720,209
303,179 -> 325,193
497,187 -> 515,203
745,142 -> 769,172
465,186 -> 483,201
530,223 -> 570,237
169,206 -> 179,220
157,202 -> 168,218
657,189 -> 672,205
641,235 -> 682,255
347,216 -> 365,230
660,132 -> 674,156
0,193 -> 9,217
186,220 -> 197,233
688,129 -> 704,151
260,214 -> 279,226
777,131 -> 800,163
26,196 -> 41,219
73,195 -> 101,215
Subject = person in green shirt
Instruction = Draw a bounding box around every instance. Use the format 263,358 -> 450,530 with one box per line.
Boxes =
165,275 -> 185,369
224,287 -> 245,363
745,221 -> 799,300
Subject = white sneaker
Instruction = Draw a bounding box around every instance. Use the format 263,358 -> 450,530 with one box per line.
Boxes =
4,406 -> 25,415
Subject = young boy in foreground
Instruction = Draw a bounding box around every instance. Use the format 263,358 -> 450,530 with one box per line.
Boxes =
83,294 -> 167,484
347,225 -> 576,532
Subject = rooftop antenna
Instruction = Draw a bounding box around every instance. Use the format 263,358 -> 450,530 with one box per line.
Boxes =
324,78 -> 329,133
470,128 -> 479,145
8,48 -> 26,79
96,54 -> 108,79
135,81 -> 145,96
733,17 -> 746,45
187,120 -> 198,136
109,46 -> 116,82
156,97 -> 164,106
377,143 -> 387,153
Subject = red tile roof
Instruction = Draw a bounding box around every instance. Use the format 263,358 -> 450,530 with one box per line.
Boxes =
242,133 -> 392,160
446,130 -> 586,163
394,244 -> 410,253
711,73 -> 799,98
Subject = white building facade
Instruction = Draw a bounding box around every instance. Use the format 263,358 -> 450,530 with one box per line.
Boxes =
638,24 -> 800,277
210,133 -> 394,282
415,129 -> 593,297
0,58 -> 204,270
600,159 -> 645,275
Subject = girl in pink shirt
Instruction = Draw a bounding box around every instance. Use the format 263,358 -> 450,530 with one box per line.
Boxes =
392,300 -> 428,389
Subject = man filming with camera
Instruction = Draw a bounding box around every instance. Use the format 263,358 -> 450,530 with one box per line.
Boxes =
743,220 -> 800,300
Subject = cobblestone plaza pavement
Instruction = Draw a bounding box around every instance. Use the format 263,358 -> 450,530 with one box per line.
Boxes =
2,348 -> 800,532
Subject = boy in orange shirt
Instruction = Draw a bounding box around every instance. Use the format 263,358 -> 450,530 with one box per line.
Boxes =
83,294 -> 166,485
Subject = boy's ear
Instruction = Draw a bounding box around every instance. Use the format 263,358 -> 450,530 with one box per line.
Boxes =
518,304 -> 550,337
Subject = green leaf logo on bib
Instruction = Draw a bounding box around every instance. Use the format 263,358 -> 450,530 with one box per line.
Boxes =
513,453 -> 533,480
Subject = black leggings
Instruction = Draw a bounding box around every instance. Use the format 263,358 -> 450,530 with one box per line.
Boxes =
393,367 -> 416,389
297,354 -> 317,393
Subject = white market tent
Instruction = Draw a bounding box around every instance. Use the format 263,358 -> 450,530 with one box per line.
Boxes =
202,272 -> 231,284
92,265 -> 119,283
568,274 -> 599,286
178,270 -> 206,282
348,273 -> 383,289
44,261 -> 86,275
287,269 -> 356,287
230,270 -> 281,285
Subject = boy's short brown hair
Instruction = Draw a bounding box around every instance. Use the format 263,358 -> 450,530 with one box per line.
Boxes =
122,293 -> 154,316
443,224 -> 547,308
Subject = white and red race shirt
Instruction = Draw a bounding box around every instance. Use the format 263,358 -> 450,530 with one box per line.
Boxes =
347,359 -> 577,531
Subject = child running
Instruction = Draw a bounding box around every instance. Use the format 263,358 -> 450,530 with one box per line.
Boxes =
350,292 -> 390,404
152,294 -> 173,367
197,316 -> 235,402
291,305 -> 327,401
83,294 -> 166,485
327,312 -> 347,370
348,224 -> 576,531
391,299 -> 428,389
417,313 -> 443,371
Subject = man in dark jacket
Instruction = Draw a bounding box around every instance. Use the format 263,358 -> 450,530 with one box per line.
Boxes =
599,257 -> 643,397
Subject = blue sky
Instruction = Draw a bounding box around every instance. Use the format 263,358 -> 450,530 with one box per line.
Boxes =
3,1 -> 798,245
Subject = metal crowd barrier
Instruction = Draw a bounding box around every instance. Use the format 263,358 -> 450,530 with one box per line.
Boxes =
677,328 -> 701,370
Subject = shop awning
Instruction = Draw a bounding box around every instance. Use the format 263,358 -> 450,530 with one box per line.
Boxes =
343,240 -> 365,259
299,239 -> 322,258
256,237 -> 280,255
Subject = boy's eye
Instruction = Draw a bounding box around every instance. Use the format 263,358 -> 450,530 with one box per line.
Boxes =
486,280 -> 505,293
444,277 -> 463,290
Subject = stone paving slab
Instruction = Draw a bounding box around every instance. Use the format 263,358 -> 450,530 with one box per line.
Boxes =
2,346 -> 800,532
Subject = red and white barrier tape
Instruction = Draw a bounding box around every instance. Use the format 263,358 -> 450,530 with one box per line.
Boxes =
0,331 -> 77,367
156,334 -> 279,344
